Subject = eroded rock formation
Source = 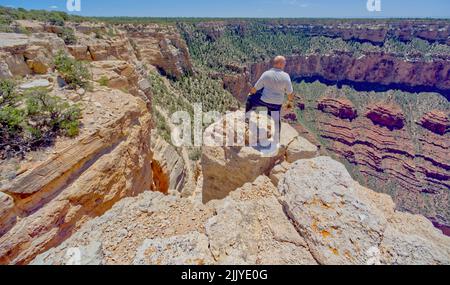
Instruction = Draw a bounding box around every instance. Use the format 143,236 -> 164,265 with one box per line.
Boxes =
31,157 -> 450,265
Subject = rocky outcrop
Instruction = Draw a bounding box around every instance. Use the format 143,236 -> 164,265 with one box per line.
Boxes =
201,111 -> 318,202
366,103 -> 405,131
0,88 -> 153,265
0,33 -> 65,78
419,110 -> 449,135
205,176 -> 317,265
90,60 -> 140,93
30,191 -> 215,265
279,157 -> 450,265
318,97 -> 358,121
122,24 -> 193,79
31,156 -> 450,265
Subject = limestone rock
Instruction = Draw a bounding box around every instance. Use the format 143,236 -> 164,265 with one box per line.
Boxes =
133,232 -> 213,265
318,97 -> 358,121
67,45 -> 92,61
286,136 -> 318,163
19,79 -> 51,90
31,241 -> 104,265
124,24 -> 193,79
279,157 -> 450,265
0,192 -> 15,235
206,176 -> 317,265
202,112 -> 311,203
0,192 -> 14,218
366,103 -> 405,130
269,161 -> 291,186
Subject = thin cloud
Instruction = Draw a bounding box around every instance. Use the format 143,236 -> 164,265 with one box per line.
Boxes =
282,0 -> 309,8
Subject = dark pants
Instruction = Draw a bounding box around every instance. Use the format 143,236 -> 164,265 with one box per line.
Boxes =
245,90 -> 282,144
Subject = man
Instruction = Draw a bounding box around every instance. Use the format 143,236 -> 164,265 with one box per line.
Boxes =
245,55 -> 294,146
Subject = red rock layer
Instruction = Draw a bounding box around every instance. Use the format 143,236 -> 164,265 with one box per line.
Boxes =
318,98 -> 358,121
315,100 -> 449,227
419,110 -> 450,135
366,103 -> 405,131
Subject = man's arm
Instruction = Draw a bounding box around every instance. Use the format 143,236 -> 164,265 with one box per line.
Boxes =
250,73 -> 266,95
286,77 -> 295,104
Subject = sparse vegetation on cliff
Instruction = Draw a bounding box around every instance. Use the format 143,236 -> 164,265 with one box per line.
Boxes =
54,51 -> 91,90
0,80 -> 82,159
172,73 -> 239,113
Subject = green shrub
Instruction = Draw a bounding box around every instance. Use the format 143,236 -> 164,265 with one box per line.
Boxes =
0,79 -> 17,106
98,76 -> 109,87
57,27 -> 77,45
54,51 -> 91,89
48,14 -> 65,26
0,81 -> 82,158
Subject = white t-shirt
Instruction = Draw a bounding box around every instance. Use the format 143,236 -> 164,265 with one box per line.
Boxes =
254,68 -> 294,105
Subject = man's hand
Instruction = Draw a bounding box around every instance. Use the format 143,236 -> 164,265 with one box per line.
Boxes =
287,93 -> 295,102
286,93 -> 295,109
249,87 -> 257,96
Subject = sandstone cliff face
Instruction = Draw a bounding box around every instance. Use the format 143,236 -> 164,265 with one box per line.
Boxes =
0,87 -> 153,265
120,24 -> 194,79
0,28 -> 157,264
0,32 -> 65,78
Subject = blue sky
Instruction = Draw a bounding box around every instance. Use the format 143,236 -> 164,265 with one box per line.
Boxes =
1,0 -> 449,18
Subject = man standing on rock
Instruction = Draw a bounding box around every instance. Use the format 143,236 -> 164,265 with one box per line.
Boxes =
246,55 -> 295,147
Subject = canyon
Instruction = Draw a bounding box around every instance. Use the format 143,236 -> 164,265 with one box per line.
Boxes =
0,16 -> 449,265
186,20 -> 450,234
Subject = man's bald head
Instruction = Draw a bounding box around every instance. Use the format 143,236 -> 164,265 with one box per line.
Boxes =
273,56 -> 287,70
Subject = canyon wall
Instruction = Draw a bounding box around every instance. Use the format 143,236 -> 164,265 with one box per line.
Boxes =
0,21 -> 194,263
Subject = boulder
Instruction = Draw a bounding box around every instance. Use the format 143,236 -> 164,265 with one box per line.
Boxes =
285,136 -> 318,163
279,157 -> 450,265
0,89 -> 153,265
206,176 -> 317,265
19,79 -> 51,90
